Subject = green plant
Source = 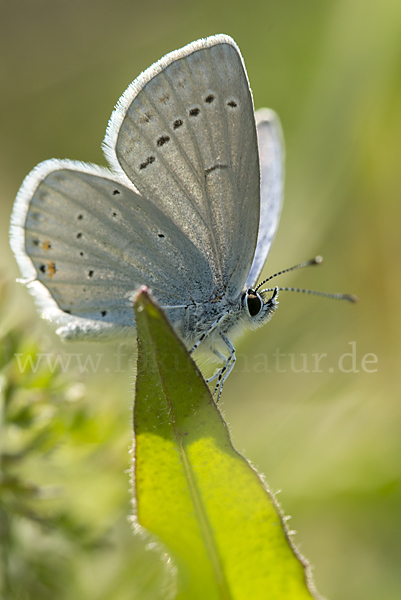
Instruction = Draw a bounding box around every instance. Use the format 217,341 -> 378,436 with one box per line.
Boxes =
132,288 -> 321,599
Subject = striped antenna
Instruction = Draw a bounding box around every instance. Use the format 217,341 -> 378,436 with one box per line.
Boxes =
256,256 -> 358,302
255,256 -> 323,291
260,287 -> 358,303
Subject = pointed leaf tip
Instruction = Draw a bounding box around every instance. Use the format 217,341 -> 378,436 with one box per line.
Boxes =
134,286 -> 165,321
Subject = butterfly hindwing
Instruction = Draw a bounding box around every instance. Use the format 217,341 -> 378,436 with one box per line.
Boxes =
10,160 -> 214,339
246,109 -> 284,289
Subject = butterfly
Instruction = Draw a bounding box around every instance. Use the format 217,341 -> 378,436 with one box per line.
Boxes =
10,35 -> 355,400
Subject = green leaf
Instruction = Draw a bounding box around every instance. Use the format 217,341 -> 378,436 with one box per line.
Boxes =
133,288 -> 320,600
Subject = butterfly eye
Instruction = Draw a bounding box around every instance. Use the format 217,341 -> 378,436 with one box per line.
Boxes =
247,292 -> 262,317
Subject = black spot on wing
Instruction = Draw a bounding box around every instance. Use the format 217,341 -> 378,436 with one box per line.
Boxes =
173,119 -> 183,129
189,107 -> 200,117
156,135 -> 170,147
139,156 -> 155,170
141,112 -> 153,123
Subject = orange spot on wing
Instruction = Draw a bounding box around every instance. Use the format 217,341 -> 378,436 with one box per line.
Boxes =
47,261 -> 56,278
42,240 -> 51,250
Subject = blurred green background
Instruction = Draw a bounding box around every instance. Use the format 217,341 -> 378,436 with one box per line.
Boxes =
1,0 -> 400,599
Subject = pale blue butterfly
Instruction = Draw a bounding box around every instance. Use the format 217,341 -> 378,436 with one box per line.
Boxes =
10,35 -> 355,399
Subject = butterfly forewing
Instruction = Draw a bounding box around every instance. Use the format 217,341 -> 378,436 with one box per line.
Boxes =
106,35 -> 260,297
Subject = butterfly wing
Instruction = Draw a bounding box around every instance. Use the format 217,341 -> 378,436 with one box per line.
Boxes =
10,159 -> 214,340
246,109 -> 285,290
104,34 -> 260,298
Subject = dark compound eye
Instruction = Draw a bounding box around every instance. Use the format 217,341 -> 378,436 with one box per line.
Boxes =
247,293 -> 262,317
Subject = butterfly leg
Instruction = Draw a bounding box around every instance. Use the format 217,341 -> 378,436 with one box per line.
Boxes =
189,311 -> 229,355
187,313 -> 233,401
206,348 -> 227,384
214,334 -> 236,402
206,334 -> 236,402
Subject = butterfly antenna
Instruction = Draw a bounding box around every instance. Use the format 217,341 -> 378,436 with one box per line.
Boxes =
255,256 -> 323,291
260,287 -> 358,303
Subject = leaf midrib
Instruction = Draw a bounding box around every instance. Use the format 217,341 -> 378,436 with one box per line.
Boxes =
153,342 -> 233,600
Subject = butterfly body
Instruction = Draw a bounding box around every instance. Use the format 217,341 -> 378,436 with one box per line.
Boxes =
168,287 -> 274,351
